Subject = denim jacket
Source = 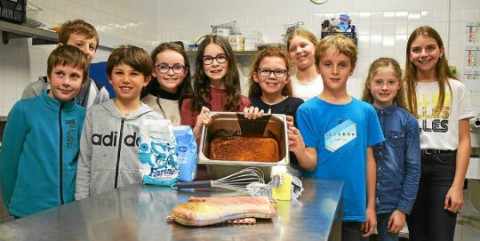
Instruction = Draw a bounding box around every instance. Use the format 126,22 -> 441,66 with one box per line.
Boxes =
373,102 -> 421,214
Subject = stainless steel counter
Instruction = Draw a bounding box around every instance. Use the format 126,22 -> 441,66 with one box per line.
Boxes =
0,178 -> 343,241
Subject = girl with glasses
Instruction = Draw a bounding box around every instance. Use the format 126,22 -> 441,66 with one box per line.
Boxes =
141,42 -> 193,125
286,29 -> 323,101
181,35 -> 251,139
244,45 -> 304,174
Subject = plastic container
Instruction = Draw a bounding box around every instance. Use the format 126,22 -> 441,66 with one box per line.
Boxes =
215,28 -> 229,37
26,2 -> 41,21
271,166 -> 292,201
0,0 -> 26,24
228,35 -> 245,44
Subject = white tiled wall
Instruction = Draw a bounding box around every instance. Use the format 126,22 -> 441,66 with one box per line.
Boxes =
0,0 -> 479,116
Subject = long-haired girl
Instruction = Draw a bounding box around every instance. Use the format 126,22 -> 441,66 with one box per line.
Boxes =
181,35 -> 250,139
286,29 -> 323,101
362,57 -> 420,241
404,26 -> 474,241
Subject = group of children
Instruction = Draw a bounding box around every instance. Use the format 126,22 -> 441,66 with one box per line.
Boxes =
0,18 -> 473,241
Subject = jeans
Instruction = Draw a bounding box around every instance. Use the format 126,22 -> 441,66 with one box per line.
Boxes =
342,221 -> 367,241
376,213 -> 399,241
406,151 -> 457,241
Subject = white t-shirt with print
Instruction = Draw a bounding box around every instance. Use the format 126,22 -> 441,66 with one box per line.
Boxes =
416,78 -> 474,150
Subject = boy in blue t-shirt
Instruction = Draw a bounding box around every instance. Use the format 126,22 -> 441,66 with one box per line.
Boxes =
289,34 -> 384,240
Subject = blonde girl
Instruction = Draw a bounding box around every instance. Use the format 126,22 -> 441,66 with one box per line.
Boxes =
286,29 -> 323,101
361,57 -> 420,241
404,26 -> 474,241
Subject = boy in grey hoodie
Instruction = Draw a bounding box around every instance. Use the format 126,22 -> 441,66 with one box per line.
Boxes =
75,45 -> 163,199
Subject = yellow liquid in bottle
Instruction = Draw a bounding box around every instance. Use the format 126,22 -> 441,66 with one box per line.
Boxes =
272,173 -> 292,201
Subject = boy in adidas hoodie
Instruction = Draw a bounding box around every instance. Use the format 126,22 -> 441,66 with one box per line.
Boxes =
75,45 -> 163,199
0,46 -> 89,217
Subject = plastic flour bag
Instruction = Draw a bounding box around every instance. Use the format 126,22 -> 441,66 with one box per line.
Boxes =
138,119 -> 178,186
173,125 -> 197,182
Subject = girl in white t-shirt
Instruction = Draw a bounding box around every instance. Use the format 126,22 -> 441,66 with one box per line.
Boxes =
404,25 -> 474,241
286,29 -> 323,101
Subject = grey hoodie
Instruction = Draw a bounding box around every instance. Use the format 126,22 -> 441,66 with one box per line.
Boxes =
75,100 -> 163,199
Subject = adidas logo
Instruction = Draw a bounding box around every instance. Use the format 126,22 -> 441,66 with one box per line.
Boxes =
92,131 -> 138,147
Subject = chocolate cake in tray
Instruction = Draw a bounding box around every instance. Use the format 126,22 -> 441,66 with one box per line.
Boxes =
198,112 -> 289,180
209,136 -> 279,162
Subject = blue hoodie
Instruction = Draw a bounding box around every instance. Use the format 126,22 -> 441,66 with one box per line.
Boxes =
0,91 -> 85,217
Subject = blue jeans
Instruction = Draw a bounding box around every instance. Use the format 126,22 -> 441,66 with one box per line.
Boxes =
376,213 -> 400,241
406,151 -> 457,241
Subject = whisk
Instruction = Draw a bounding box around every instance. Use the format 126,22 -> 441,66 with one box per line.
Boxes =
173,167 -> 265,192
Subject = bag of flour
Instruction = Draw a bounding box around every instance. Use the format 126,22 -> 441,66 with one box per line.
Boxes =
138,119 -> 178,185
173,126 -> 197,182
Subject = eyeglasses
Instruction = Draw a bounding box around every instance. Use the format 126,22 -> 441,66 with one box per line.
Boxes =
257,68 -> 288,78
155,63 -> 186,74
202,54 -> 227,65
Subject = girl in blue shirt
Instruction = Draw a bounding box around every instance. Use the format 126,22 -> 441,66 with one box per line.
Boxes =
361,57 -> 420,241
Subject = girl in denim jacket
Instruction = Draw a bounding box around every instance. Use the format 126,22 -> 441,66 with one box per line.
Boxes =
362,57 -> 421,241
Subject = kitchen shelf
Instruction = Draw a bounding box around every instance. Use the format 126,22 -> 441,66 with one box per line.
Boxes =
0,20 -> 113,50
0,20 -> 56,45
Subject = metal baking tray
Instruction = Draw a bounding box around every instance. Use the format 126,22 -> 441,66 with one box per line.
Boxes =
198,112 -> 289,180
